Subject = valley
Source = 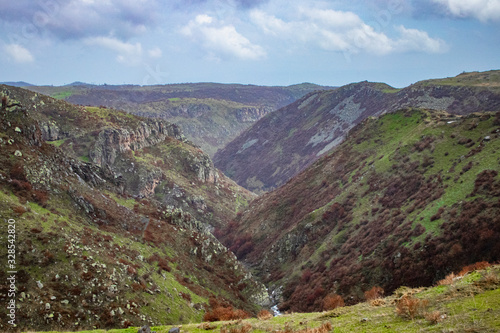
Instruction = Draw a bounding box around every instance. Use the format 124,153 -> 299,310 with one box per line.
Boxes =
214,70 -> 500,193
26,83 -> 334,157
1,70 -> 499,332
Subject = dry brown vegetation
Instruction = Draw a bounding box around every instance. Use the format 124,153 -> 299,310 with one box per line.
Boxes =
395,295 -> 429,320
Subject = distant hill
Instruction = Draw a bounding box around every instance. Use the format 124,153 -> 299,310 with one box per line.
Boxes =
0,85 -> 265,331
214,70 -> 500,193
27,82 -> 335,156
217,108 -> 500,312
0,81 -> 34,87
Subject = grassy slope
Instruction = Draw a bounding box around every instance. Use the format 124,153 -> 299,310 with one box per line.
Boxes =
0,86 -> 262,332
33,265 -> 500,333
219,108 -> 500,312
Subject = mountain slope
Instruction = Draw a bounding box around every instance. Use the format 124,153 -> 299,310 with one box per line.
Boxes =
214,70 -> 500,192
217,108 -> 500,312
27,83 -> 334,156
0,85 -> 266,331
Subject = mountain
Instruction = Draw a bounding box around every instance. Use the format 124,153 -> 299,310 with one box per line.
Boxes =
216,107 -> 500,312
214,70 -> 500,193
0,85 -> 266,331
0,81 -> 34,87
27,83 -> 334,156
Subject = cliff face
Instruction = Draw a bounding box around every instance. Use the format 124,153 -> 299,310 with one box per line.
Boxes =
89,120 -> 183,166
215,71 -> 500,193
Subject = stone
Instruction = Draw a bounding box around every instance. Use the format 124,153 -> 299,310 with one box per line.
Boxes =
137,325 -> 152,333
168,328 -> 180,333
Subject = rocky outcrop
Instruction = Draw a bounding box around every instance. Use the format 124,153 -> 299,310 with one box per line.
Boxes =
39,121 -> 63,141
188,152 -> 219,184
236,106 -> 272,122
90,120 -> 184,166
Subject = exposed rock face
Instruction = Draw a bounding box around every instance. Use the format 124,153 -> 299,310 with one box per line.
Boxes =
39,121 -> 63,141
90,120 -> 184,166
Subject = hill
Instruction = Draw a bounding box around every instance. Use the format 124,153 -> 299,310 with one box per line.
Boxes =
216,107 -> 500,313
27,83 -> 334,157
29,263 -> 500,332
214,70 -> 500,193
0,85 -> 266,331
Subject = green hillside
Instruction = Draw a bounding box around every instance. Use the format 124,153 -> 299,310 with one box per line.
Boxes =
29,264 -> 500,332
0,85 -> 264,332
219,108 -> 500,312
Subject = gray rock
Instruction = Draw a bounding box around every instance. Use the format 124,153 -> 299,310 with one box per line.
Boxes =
168,327 -> 180,333
138,326 -> 151,333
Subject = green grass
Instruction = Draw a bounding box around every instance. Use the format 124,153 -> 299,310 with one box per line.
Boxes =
47,138 -> 67,147
28,265 -> 500,333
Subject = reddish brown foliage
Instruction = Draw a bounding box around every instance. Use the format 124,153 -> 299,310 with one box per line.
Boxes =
203,297 -> 250,322
364,286 -> 384,301
458,261 -> 491,276
322,294 -> 345,311
395,295 -> 428,320
257,309 -> 273,320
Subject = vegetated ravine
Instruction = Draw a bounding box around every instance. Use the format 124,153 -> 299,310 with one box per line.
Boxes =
217,107 -> 500,313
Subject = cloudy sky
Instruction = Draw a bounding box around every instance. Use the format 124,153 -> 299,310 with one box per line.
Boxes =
1,0 -> 499,87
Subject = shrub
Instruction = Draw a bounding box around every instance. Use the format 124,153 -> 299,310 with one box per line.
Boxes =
204,306 -> 249,322
438,272 -> 458,286
203,297 -> 250,322
395,295 -> 428,320
257,309 -> 273,320
221,323 -> 252,333
370,298 -> 386,307
322,294 -> 344,311
458,261 -> 491,276
425,310 -> 444,324
364,286 -> 384,301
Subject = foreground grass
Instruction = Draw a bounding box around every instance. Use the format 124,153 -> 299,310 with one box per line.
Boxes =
28,266 -> 500,333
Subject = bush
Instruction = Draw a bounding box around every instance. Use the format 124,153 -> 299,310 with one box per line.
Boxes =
257,309 -> 273,320
364,286 -> 384,301
203,297 -> 250,322
438,272 -> 458,286
425,310 -> 444,325
395,295 -> 428,320
322,294 -> 344,311
220,323 -> 252,333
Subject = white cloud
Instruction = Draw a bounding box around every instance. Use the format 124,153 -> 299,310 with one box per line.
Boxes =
148,47 -> 163,58
181,14 -> 266,61
250,8 -> 447,56
0,0 -> 161,40
432,0 -> 500,22
4,44 -> 35,63
84,36 -> 143,64
394,26 -> 448,53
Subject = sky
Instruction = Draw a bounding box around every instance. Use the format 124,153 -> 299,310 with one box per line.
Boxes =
0,0 -> 499,88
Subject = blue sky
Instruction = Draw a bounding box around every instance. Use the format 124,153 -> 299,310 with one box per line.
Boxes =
1,0 -> 499,87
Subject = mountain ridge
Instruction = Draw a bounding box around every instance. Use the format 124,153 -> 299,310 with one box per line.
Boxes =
214,70 -> 500,193
27,82 -> 336,156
